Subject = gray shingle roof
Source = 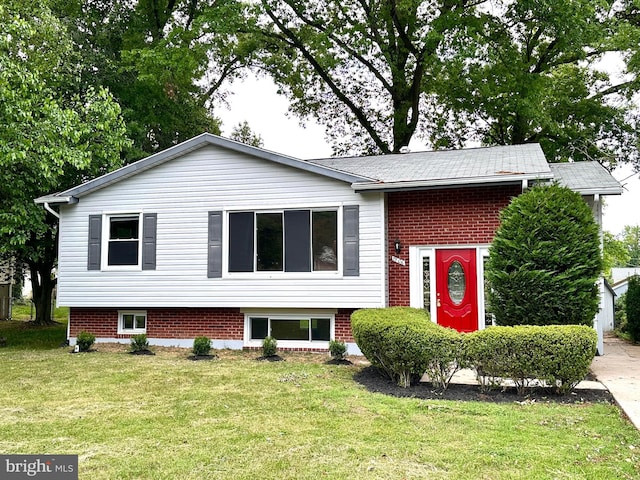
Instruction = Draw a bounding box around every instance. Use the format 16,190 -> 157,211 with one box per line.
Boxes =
308,143 -> 553,191
549,162 -> 623,195
35,134 -> 622,204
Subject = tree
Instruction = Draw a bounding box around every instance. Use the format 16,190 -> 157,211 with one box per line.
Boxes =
230,121 -> 264,147
0,2 -> 130,324
626,275 -> 640,342
432,0 -> 639,168
620,225 -> 640,267
257,0 -> 640,167
258,0 -> 477,155
603,231 -> 631,279
52,0 -> 258,160
486,185 -> 602,327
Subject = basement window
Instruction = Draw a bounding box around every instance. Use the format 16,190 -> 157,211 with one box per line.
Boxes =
244,313 -> 334,348
118,310 -> 147,334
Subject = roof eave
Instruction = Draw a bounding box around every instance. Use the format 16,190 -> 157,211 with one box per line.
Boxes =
351,172 -> 553,192
575,187 -> 624,196
34,195 -> 79,205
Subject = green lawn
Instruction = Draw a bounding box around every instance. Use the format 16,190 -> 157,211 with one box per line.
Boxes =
0,305 -> 68,349
0,325 -> 638,479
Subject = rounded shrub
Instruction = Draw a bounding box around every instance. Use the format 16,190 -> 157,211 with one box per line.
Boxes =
192,336 -> 212,356
351,307 -> 463,389
76,331 -> 96,352
486,184 -> 602,326
626,275 -> 640,343
262,336 -> 277,357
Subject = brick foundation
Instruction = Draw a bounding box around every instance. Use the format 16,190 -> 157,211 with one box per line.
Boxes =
69,307 -> 356,348
387,185 -> 521,305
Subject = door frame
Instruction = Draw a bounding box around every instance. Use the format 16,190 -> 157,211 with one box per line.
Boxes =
409,245 -> 491,331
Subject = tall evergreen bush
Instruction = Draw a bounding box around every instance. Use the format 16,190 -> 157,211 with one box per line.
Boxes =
626,275 -> 640,342
486,184 -> 602,326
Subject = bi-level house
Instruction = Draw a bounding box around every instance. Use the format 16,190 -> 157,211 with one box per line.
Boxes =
36,134 -> 622,353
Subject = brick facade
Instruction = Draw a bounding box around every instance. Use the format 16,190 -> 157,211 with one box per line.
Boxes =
69,307 -> 355,347
387,185 -> 521,306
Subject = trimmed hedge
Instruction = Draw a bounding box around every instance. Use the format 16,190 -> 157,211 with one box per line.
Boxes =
351,307 -> 463,389
465,325 -> 597,394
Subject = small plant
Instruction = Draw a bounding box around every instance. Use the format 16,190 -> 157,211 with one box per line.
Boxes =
262,336 -> 277,357
76,331 -> 96,352
130,334 -> 149,352
192,336 -> 212,356
329,340 -> 347,360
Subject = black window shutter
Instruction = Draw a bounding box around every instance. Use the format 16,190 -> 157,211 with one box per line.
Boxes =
343,205 -> 360,276
87,215 -> 102,270
207,211 -> 223,278
228,212 -> 254,272
284,210 -> 311,272
142,213 -> 157,270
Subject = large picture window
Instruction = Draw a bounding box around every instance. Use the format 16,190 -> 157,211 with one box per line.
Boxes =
229,209 -> 338,273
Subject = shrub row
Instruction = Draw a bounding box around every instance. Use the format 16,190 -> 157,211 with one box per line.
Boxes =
351,308 -> 597,394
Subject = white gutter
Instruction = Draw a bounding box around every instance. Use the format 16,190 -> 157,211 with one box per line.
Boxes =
351,172 -> 553,192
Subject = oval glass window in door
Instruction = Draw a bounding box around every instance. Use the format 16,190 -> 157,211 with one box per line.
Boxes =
448,260 -> 466,305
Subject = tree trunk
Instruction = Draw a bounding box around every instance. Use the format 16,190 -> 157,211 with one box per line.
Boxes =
28,262 -> 56,325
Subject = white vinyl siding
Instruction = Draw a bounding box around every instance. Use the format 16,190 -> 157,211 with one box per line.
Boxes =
57,145 -> 385,309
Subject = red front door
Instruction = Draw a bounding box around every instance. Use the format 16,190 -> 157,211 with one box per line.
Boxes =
435,249 -> 478,332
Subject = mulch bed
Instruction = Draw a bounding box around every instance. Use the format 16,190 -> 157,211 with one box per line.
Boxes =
325,358 -> 353,365
187,354 -> 218,361
256,354 -> 285,362
353,366 -> 615,405
128,349 -> 155,356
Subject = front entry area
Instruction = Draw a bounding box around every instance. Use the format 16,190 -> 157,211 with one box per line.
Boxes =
410,246 -> 489,332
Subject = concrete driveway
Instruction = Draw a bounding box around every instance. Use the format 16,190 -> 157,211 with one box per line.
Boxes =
591,334 -> 640,430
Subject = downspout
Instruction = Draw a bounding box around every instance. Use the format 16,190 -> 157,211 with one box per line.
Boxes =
43,202 -> 60,219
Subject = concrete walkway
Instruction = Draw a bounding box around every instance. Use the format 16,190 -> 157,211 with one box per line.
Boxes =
591,335 -> 640,430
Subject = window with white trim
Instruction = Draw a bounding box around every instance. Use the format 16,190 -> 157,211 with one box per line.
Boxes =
228,209 -> 338,273
106,214 -> 141,267
118,311 -> 147,334
246,314 -> 333,345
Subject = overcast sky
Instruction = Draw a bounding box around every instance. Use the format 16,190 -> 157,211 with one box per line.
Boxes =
218,75 -> 640,236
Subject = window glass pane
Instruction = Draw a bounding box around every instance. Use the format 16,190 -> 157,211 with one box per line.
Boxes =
448,260 -> 466,305
123,314 -> 134,330
229,212 -> 254,272
135,315 -> 146,329
312,211 -> 337,271
284,210 -> 311,272
250,317 -> 268,340
271,319 -> 309,340
423,257 -> 431,312
483,256 -> 495,326
110,217 -> 139,240
311,318 -> 330,341
257,213 -> 283,271
108,241 -> 139,265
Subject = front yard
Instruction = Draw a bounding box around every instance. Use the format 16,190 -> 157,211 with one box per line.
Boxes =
0,322 -> 639,479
